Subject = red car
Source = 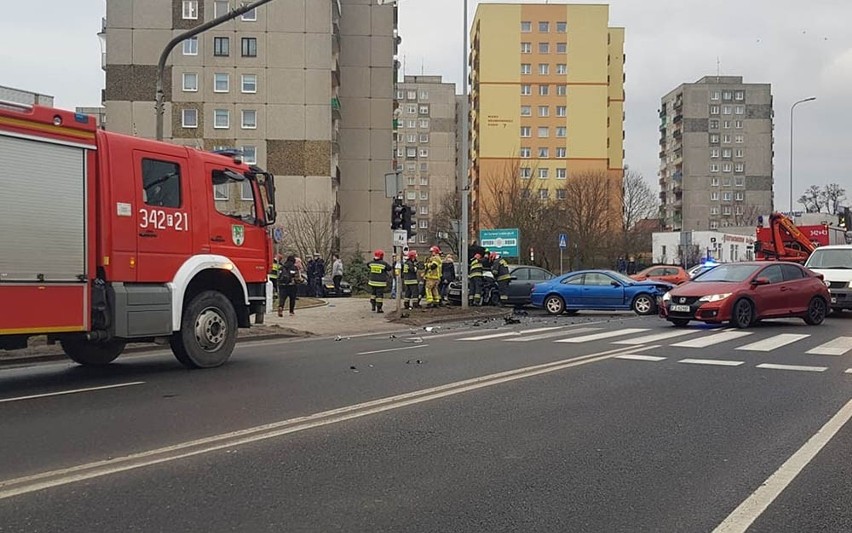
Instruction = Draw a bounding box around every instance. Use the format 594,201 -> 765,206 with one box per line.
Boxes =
631,265 -> 690,285
659,261 -> 830,328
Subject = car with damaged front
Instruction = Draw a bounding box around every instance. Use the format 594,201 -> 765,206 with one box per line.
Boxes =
530,270 -> 672,316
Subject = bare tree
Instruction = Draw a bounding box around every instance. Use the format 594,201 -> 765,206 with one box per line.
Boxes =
558,171 -> 618,269
278,201 -> 339,263
798,183 -> 847,214
798,185 -> 824,213
621,170 -> 659,258
431,189 -> 462,257
823,183 -> 847,214
732,203 -> 764,226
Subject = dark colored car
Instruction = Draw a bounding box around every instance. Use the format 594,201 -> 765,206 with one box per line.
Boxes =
530,270 -> 672,316
660,261 -> 831,328
446,265 -> 555,306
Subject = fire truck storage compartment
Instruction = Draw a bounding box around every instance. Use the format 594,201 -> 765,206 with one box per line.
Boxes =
111,283 -> 173,338
0,134 -> 87,282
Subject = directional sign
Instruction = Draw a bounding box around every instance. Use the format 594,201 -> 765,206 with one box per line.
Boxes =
479,228 -> 520,257
393,229 -> 408,247
558,233 -> 568,249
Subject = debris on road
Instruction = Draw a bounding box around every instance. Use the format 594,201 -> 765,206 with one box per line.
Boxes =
406,359 -> 426,365
335,335 -> 351,341
503,316 -> 521,325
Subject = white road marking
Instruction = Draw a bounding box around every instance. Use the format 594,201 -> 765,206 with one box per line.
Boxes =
713,397 -> 852,533
613,329 -> 699,345
505,327 -> 601,342
671,330 -> 753,348
0,344 -> 659,500
554,328 -> 649,343
806,337 -> 852,356
756,363 -> 827,373
356,345 -> 428,356
736,333 -> 810,352
0,382 -> 145,405
845,369 -> 852,374
678,358 -> 745,367
615,354 -> 666,362
459,331 -> 523,341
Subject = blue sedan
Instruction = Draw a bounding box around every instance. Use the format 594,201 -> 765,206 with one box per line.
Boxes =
530,270 -> 674,316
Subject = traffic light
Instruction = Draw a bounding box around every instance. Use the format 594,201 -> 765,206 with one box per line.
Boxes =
402,204 -> 416,237
391,198 -> 404,230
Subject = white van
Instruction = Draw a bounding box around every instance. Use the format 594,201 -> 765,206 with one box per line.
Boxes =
805,245 -> 852,312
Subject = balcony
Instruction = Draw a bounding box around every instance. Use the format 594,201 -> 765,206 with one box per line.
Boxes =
659,107 -> 666,118
332,60 -> 340,88
659,149 -> 666,159
673,128 -> 682,138
673,113 -> 683,123
331,97 -> 341,120
332,22 -> 340,53
674,95 -> 683,108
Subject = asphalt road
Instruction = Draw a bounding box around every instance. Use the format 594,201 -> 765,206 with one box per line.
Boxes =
0,310 -> 851,532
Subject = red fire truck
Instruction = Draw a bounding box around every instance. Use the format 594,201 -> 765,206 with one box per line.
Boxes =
0,103 -> 275,368
755,213 -> 846,262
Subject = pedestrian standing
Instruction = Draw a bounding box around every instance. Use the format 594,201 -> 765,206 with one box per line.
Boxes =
367,249 -> 393,313
617,256 -> 627,274
469,253 -> 484,306
277,255 -> 299,316
627,256 -> 637,275
306,256 -> 316,295
314,253 -> 326,297
440,254 -> 456,303
331,254 -> 344,295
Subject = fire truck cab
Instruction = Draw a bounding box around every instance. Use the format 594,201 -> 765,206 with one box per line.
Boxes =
0,102 -> 276,368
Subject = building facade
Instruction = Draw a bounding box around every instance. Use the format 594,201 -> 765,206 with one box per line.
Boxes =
469,3 -> 624,231
76,106 -> 107,129
0,85 -> 54,107
659,76 -> 773,231
102,0 -> 395,258
394,75 -> 457,251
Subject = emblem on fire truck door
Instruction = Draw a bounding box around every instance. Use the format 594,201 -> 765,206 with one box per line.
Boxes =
232,224 -> 245,246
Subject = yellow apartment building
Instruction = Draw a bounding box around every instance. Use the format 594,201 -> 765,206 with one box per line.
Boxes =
470,3 -> 624,231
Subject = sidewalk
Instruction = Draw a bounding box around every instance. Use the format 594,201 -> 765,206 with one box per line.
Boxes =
264,296 -> 403,336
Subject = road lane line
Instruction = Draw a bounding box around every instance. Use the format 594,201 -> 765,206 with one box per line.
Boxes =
736,334 -> 810,352
806,336 -> 852,356
671,330 -> 753,348
713,397 -> 852,533
554,328 -> 649,343
356,345 -> 428,356
845,369 -> 852,374
0,382 -> 145,405
613,329 -> 699,345
0,344 -> 658,500
756,363 -> 827,373
615,354 -> 666,362
459,331 -> 522,341
505,327 -> 600,342
679,358 -> 744,367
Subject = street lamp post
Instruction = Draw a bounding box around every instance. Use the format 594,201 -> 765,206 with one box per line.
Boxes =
789,97 -> 816,213
460,0 -> 470,309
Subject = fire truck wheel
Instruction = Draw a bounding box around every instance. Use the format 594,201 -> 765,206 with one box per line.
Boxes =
171,290 -> 238,369
60,336 -> 126,366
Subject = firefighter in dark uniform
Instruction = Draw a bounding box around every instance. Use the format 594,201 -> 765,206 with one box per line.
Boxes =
402,250 -> 420,309
368,249 -> 393,313
492,252 -> 512,305
469,253 -> 484,306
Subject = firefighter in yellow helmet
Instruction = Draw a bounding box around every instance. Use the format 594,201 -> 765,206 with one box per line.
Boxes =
423,245 -> 443,308
469,252 -> 484,306
367,249 -> 392,313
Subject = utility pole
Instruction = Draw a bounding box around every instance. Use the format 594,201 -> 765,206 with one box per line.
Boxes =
460,0 -> 470,309
155,0 -> 277,141
789,97 -> 816,213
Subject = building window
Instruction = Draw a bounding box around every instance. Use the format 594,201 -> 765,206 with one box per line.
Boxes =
182,37 -> 198,55
406,191 -> 416,200
735,205 -> 744,216
406,104 -> 416,114
556,84 -> 567,96
710,148 -> 720,158
722,105 -> 732,115
556,64 -> 567,74
520,126 -> 531,138
734,148 -> 744,158
241,109 -> 257,129
538,147 -> 549,158
182,0 -> 198,20
406,133 -> 416,143
734,163 -> 744,173
710,206 -> 720,215
722,162 -> 732,172
402,90 -> 413,100
711,191 -> 720,201
556,105 -> 566,117
406,177 -> 415,186
242,8 -> 257,21
214,73 -> 229,92
710,221 -> 719,230
735,176 -> 745,187
418,133 -> 428,143
735,105 -> 745,115
710,105 -> 719,115
556,126 -> 566,138
214,0 -> 229,17
521,63 -> 531,75
735,91 -> 745,101
182,108 -> 198,128
556,21 -> 567,32
735,191 -> 745,201
710,119 -> 719,129
735,134 -> 744,143
539,189 -> 549,200
419,148 -> 429,158
710,91 -> 720,101
556,42 -> 567,54
521,21 -> 532,32
521,42 -> 531,54
735,120 -> 743,128
241,74 -> 257,93
538,126 -> 549,138
722,148 -> 732,158
419,219 -> 429,229
556,147 -> 567,158
710,164 -> 719,173
723,177 -> 732,187
710,134 -> 720,144
723,120 -> 731,129
405,147 -> 417,158
520,147 -> 531,158
419,162 -> 428,172
539,85 -> 549,96
407,119 -> 416,128
214,37 -> 229,57
419,205 -> 428,215
538,168 -> 549,179
521,84 -> 531,96
539,42 -> 549,54
419,119 -> 429,128
520,105 -> 531,116
711,177 -> 720,186
182,72 -> 198,92
420,191 -> 429,200
722,134 -> 732,144
241,37 -> 257,57
419,90 -> 429,100
556,188 -> 566,199
723,205 -> 732,215
538,105 -> 549,117
396,89 -> 404,99
538,21 -> 549,32
556,168 -> 567,179
538,63 -> 549,75
520,167 -> 532,179
723,191 -> 733,201
213,109 -> 229,129
722,91 -> 732,101
418,105 -> 429,115
241,145 -> 257,165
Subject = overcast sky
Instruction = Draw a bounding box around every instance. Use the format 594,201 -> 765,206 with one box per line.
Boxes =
2,0 -> 850,211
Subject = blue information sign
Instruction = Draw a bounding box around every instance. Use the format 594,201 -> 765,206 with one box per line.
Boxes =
479,228 -> 520,257
558,233 -> 568,249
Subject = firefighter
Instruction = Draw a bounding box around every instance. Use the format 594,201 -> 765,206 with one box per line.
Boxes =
424,245 -> 443,308
367,249 -> 393,313
269,254 -> 282,306
402,250 -> 420,309
469,253 -> 484,306
492,252 -> 511,305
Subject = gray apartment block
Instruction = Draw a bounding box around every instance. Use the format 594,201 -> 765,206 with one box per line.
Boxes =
102,0 -> 395,258
659,76 -> 773,231
0,85 -> 53,107
394,75 -> 458,251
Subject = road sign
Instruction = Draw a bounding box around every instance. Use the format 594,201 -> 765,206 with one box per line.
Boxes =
479,228 -> 520,257
558,233 -> 568,249
272,227 -> 284,244
393,229 -> 408,247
